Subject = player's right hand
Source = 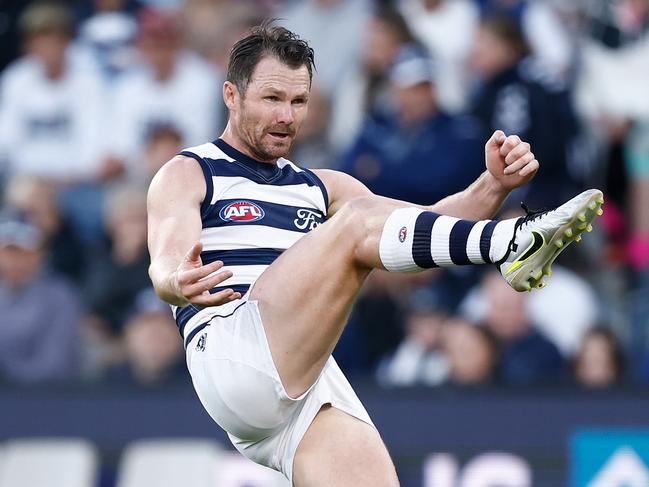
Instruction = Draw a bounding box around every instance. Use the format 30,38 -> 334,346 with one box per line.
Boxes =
173,241 -> 242,306
485,130 -> 539,191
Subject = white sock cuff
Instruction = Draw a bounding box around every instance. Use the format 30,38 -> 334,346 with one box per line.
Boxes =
489,218 -> 518,263
379,207 -> 424,273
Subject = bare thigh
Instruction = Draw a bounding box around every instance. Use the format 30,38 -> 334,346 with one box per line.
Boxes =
249,196 -> 407,397
292,405 -> 399,487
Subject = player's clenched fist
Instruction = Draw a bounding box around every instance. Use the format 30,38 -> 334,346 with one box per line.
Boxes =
484,130 -> 540,191
172,241 -> 242,306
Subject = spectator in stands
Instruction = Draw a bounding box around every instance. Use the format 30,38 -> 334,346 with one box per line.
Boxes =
329,4 -> 419,153
376,286 -> 452,386
139,123 -> 183,183
83,184 -> 150,335
575,2 -> 649,266
108,7 -> 222,173
574,326 -> 625,388
573,0 -> 649,374
339,45 -> 484,205
575,0 -> 649,139
288,84 -> 335,169
0,212 -> 82,383
626,119 -> 649,366
183,0 -> 264,74
520,1 -> 577,78
625,120 -> 649,273
4,176 -> 85,283
397,0 -> 479,112
107,289 -> 186,385
468,14 -> 581,208
278,0 -> 371,96
481,271 -> 564,385
443,317 -> 498,386
0,1 -> 107,182
77,0 -> 138,81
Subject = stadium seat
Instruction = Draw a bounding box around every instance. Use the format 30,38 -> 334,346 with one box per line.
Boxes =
0,438 -> 98,487
116,439 -> 223,487
118,440 -> 291,487
215,451 -> 290,487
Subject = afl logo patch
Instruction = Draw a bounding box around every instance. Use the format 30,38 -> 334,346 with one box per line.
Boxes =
220,201 -> 265,222
398,226 -> 407,243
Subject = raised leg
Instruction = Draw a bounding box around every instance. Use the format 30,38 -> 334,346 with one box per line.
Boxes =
247,189 -> 602,486
249,192 -> 513,396
249,189 -> 603,397
249,196 -> 411,398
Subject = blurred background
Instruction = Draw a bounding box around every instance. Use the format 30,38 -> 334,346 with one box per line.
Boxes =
1,0 -> 649,486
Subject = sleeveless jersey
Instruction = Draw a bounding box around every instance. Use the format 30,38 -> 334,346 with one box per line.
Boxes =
173,138 -> 329,346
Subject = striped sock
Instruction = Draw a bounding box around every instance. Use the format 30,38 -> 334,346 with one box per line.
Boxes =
379,208 -> 516,272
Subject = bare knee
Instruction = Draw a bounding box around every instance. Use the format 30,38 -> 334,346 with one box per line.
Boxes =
334,196 -> 376,234
332,196 -> 387,266
293,406 -> 399,487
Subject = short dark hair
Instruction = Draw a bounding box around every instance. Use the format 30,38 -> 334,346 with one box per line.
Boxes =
480,14 -> 531,60
227,22 -> 315,96
19,1 -> 75,39
580,326 -> 625,380
373,4 -> 417,46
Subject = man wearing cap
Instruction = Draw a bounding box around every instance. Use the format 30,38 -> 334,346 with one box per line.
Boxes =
0,213 -> 82,383
339,44 -> 486,205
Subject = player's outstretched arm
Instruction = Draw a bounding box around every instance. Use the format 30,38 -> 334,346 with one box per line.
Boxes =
428,130 -> 539,220
147,155 -> 242,307
315,131 -> 538,221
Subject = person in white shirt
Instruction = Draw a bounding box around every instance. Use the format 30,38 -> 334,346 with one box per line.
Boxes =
278,0 -> 371,96
376,286 -> 451,387
108,8 -> 222,176
397,0 -> 480,112
0,2 -> 107,183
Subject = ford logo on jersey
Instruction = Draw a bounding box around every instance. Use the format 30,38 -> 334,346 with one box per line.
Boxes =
219,201 -> 265,222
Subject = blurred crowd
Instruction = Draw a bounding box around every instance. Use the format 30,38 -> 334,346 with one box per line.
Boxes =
0,0 -> 648,390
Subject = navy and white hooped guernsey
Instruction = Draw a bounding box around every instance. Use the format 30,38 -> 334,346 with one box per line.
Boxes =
174,138 -> 329,347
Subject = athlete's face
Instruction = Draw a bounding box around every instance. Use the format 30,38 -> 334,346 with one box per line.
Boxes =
225,56 -> 311,162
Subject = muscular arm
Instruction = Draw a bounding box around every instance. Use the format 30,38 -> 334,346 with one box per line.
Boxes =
147,155 -> 239,307
315,168 -> 507,221
316,131 -> 538,220
426,171 -> 509,219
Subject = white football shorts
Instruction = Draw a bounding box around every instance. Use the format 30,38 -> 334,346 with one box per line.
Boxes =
185,298 -> 374,483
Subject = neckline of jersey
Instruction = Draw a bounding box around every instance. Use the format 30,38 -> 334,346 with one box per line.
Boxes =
213,138 -> 283,175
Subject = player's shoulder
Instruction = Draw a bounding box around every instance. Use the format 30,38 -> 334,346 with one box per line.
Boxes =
150,154 -> 205,191
309,168 -> 341,188
147,154 -> 206,212
181,141 -> 234,162
148,153 -> 207,207
311,169 -> 371,199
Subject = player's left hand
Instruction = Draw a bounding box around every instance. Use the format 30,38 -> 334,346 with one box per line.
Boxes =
485,130 -> 539,191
